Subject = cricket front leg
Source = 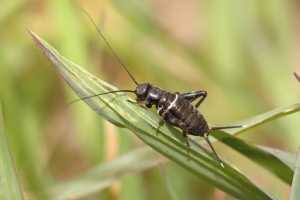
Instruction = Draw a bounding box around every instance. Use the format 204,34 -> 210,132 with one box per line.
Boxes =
155,119 -> 165,136
182,131 -> 191,159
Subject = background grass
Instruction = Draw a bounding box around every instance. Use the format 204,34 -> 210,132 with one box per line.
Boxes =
1,0 -> 300,199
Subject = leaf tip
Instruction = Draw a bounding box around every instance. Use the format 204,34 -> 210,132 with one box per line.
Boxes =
27,29 -> 44,50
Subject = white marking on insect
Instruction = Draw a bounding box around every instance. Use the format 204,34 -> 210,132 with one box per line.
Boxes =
157,105 -> 163,115
160,94 -> 178,117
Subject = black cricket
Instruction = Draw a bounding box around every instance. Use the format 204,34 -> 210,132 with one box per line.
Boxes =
75,11 -> 242,167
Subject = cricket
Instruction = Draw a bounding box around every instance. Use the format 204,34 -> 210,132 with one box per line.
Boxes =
72,10 -> 243,167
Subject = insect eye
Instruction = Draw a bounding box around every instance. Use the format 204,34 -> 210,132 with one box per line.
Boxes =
136,83 -> 150,97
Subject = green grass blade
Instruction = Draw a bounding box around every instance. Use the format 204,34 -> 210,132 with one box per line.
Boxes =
0,103 -> 24,200
258,146 -> 296,170
50,147 -> 162,200
212,132 -> 294,184
222,103 -> 300,136
210,103 -> 300,184
30,31 -> 275,200
50,144 -> 297,199
290,149 -> 300,200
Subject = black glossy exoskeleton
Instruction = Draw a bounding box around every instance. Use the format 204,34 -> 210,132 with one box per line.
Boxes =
75,10 -> 242,167
134,84 -> 240,167
136,84 -> 210,138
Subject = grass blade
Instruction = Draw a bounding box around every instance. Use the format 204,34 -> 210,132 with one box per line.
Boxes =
30,31 -> 275,200
51,143 -> 297,199
212,132 -> 294,184
290,149 -> 300,200
223,103 -> 300,136
210,103 -> 300,184
258,146 -> 296,170
0,103 -> 24,200
50,147 -> 163,200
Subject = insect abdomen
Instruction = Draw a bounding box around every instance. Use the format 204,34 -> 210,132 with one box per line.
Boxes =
155,92 -> 209,136
174,97 -> 209,136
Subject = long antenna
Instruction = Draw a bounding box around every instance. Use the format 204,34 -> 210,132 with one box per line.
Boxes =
69,89 -> 135,105
81,8 -> 139,85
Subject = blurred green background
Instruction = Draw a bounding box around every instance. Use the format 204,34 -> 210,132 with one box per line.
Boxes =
1,0 -> 300,199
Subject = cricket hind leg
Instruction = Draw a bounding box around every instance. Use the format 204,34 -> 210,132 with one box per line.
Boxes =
205,125 -> 242,167
181,90 -> 207,108
210,125 -> 243,131
203,132 -> 225,168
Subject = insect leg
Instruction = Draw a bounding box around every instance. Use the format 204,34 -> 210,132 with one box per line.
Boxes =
182,132 -> 190,148
182,131 -> 191,159
204,132 -> 224,168
210,125 -> 243,130
181,90 -> 207,108
155,119 -> 165,136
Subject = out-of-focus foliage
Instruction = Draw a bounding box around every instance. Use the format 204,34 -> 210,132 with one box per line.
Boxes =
290,149 -> 300,200
0,104 -> 23,200
1,0 -> 300,199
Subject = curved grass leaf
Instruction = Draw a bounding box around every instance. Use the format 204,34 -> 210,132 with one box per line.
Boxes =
50,147 -> 163,200
221,103 -> 300,136
212,132 -> 294,184
290,149 -> 300,200
0,103 -> 23,200
258,146 -> 296,170
30,31 -> 275,200
51,145 -> 296,199
210,103 -> 300,184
